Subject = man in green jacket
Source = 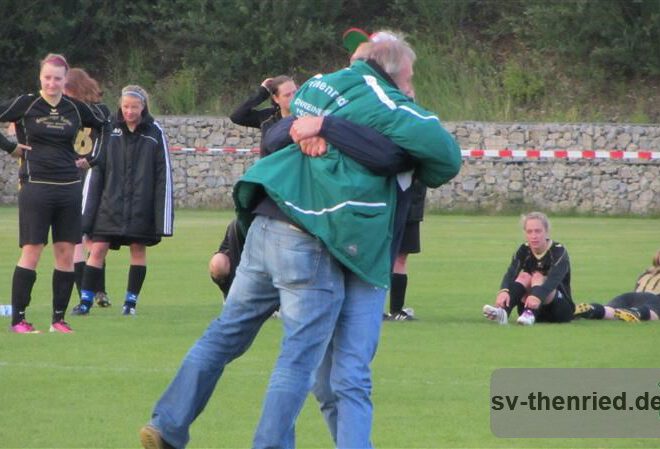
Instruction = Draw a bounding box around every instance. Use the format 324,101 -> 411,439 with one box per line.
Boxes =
141,35 -> 460,449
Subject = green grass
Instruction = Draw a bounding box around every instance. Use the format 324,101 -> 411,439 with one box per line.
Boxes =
0,207 -> 658,448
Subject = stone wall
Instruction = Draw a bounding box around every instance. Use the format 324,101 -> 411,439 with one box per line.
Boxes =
1,117 -> 659,214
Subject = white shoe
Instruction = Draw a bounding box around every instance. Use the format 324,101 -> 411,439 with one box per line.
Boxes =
516,309 -> 536,326
402,307 -> 415,318
483,305 -> 508,325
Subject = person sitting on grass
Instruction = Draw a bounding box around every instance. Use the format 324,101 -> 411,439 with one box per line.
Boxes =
574,249 -> 660,322
483,211 -> 575,326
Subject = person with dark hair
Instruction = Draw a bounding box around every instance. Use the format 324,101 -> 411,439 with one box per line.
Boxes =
71,85 -> 173,316
0,53 -> 110,333
483,211 -> 575,326
63,67 -> 112,309
574,249 -> 660,322
209,76 -> 298,299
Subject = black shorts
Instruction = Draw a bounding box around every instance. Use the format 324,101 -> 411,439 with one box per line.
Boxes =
18,181 -> 82,246
535,291 -> 575,323
608,292 -> 660,315
92,235 -> 161,250
398,221 -> 421,254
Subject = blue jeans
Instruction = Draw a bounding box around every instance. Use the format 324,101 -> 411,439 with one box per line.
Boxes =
312,272 -> 386,448
150,215 -> 345,449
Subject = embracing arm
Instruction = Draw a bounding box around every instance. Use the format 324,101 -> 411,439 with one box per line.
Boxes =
274,115 -> 413,175
319,115 -> 413,175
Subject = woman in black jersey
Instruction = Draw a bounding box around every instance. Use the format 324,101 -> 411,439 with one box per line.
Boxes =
72,85 -> 173,316
574,249 -> 660,322
483,211 -> 574,326
210,76 -> 297,299
63,68 -> 113,308
0,54 -> 109,334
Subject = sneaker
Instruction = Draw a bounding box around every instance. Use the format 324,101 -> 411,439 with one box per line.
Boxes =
516,309 -> 536,326
402,307 -> 415,318
614,308 -> 640,322
382,312 -> 392,321
10,320 -> 41,334
389,310 -> 416,321
49,320 -> 74,333
139,424 -> 175,449
71,303 -> 91,316
483,304 -> 508,325
122,305 -> 136,316
95,292 -> 112,308
573,303 -> 594,319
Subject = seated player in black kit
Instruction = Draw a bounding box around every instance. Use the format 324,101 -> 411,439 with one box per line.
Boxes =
574,249 -> 660,322
483,211 -> 575,325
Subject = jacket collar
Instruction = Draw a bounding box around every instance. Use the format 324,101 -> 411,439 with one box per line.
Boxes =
350,59 -> 398,90
117,112 -> 154,132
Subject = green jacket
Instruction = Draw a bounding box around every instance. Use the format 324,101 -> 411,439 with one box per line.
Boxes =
234,60 -> 461,287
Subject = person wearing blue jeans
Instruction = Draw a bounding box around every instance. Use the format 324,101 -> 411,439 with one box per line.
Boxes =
312,272 -> 386,448
142,215 -> 345,449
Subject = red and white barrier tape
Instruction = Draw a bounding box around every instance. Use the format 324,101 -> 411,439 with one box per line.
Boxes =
169,146 -> 660,160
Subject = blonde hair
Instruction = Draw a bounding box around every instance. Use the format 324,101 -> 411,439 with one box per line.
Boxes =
653,249 -> 660,268
521,211 -> 550,232
121,85 -> 149,106
40,53 -> 69,72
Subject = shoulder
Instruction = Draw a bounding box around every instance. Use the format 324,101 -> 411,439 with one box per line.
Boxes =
514,243 -> 530,257
6,94 -> 39,111
550,241 -> 568,256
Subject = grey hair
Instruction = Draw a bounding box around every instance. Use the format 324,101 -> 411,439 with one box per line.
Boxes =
521,211 -> 550,232
357,32 -> 416,80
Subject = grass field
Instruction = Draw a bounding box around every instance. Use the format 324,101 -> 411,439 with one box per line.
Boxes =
0,207 -> 658,449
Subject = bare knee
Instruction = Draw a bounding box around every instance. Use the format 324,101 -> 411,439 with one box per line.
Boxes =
209,253 -> 231,279
53,242 -> 75,271
130,244 -> 147,265
87,242 -> 110,268
18,244 -> 45,270
515,271 -> 532,288
393,253 -> 408,274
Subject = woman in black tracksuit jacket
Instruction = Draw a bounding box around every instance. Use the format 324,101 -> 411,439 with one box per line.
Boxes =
73,85 -> 173,316
210,76 -> 297,298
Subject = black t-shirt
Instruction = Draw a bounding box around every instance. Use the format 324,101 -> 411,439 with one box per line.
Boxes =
0,94 -> 109,183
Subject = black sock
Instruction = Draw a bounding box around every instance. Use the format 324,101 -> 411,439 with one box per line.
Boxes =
126,265 -> 147,305
99,262 -> 107,293
11,266 -> 37,326
390,273 -> 407,314
81,265 -> 104,306
52,269 -> 75,323
505,281 -> 528,316
631,306 -> 651,321
74,261 -> 85,297
591,303 -> 606,319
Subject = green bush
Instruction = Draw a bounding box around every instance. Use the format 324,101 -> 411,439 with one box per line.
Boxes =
502,61 -> 545,106
153,68 -> 200,115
